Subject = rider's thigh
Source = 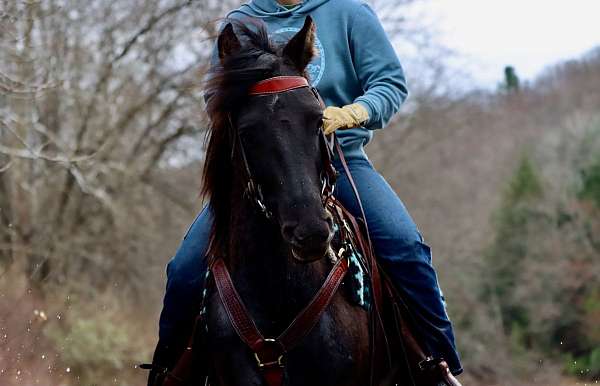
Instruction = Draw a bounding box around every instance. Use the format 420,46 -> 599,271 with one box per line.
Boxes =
333,158 -> 427,262
333,158 -> 462,371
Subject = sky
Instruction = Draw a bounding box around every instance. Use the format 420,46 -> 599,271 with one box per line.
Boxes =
413,0 -> 600,88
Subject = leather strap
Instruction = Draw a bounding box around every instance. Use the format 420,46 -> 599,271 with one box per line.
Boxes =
160,315 -> 204,386
212,259 -> 265,350
249,76 -> 309,95
278,256 -> 349,350
334,138 -> 383,308
212,256 -> 349,386
334,137 -> 390,386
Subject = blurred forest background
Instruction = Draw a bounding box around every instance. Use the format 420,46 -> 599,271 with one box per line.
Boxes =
1,0 -> 598,385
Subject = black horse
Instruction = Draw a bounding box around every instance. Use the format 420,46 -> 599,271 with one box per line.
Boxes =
200,17 -> 377,386
170,16 -> 461,386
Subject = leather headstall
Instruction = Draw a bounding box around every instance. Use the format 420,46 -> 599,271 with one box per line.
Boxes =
230,75 -> 336,220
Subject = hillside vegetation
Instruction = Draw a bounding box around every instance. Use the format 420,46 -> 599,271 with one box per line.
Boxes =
370,47 -> 600,384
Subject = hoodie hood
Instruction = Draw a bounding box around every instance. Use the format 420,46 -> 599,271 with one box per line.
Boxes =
233,0 -> 331,18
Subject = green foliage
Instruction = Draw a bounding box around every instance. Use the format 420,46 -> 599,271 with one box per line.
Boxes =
44,303 -> 149,386
485,142 -> 600,380
505,155 -> 543,203
564,348 -> 600,378
578,155 -> 600,207
485,155 -> 543,333
582,289 -> 600,347
503,65 -> 520,92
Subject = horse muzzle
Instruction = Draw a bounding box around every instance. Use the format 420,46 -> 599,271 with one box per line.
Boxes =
283,217 -> 334,263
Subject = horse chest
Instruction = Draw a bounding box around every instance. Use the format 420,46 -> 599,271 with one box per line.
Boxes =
204,263 -> 370,386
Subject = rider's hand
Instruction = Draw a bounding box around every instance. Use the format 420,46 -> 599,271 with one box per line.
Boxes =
322,103 -> 369,135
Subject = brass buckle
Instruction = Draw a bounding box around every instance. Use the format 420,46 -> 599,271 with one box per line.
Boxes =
254,339 -> 284,368
254,353 -> 284,368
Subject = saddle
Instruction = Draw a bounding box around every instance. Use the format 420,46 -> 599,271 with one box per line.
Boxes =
143,76 -> 461,386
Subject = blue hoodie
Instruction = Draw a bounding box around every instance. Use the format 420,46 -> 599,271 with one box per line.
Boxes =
225,0 -> 408,160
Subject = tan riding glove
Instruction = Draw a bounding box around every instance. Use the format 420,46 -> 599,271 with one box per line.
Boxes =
322,103 -> 369,135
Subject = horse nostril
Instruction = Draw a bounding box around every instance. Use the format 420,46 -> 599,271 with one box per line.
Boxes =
298,233 -> 329,247
281,221 -> 298,241
293,224 -> 331,248
281,215 -> 333,254
284,218 -> 333,262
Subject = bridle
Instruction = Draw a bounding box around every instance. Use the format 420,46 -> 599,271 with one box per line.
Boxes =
227,75 -> 337,220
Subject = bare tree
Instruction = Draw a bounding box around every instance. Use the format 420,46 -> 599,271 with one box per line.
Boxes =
0,0 -> 242,293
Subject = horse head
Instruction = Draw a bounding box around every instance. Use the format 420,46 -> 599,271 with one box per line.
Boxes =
204,17 -> 334,263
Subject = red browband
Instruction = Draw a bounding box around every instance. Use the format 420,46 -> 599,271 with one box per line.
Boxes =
248,76 -> 309,95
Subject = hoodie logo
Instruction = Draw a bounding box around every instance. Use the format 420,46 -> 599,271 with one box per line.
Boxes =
271,27 -> 325,87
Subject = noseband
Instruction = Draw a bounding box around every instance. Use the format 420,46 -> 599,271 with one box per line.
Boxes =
228,76 -> 337,220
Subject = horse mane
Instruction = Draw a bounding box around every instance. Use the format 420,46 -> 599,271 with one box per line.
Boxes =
202,19 -> 278,257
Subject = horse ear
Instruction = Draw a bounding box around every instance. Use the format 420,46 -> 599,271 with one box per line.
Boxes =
282,16 -> 316,71
218,23 -> 241,62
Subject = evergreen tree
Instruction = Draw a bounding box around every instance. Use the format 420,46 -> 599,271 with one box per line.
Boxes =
504,65 -> 520,92
485,155 -> 542,334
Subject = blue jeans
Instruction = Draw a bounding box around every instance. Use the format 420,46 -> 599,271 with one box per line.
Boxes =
158,157 -> 462,375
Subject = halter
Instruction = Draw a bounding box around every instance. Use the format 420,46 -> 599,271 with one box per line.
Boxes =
229,76 -> 337,220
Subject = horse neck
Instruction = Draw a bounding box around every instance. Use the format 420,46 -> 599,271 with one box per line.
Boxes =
226,195 -> 287,285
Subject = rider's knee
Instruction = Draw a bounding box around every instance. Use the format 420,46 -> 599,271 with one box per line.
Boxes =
376,230 -> 433,266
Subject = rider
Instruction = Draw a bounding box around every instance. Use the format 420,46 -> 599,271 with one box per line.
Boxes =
149,0 -> 463,382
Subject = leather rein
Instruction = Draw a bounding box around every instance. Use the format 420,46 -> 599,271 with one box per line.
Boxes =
212,76 -> 370,386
